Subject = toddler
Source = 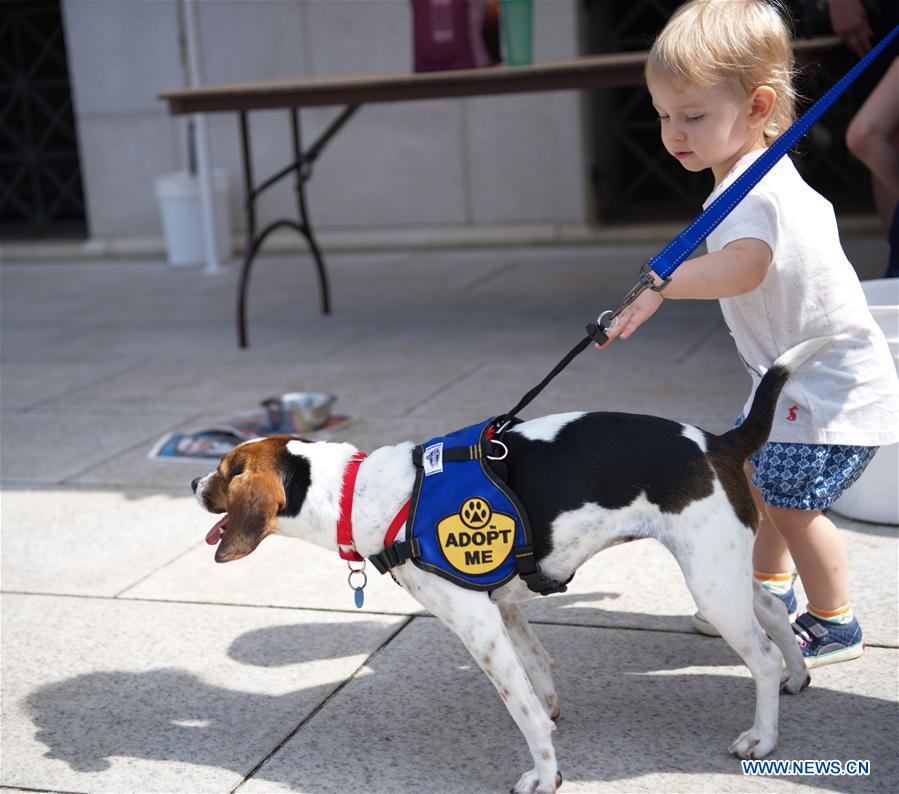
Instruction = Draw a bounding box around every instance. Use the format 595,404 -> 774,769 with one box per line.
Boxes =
601,0 -> 899,667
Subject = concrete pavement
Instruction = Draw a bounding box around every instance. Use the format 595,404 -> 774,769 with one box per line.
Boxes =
1,239 -> 896,793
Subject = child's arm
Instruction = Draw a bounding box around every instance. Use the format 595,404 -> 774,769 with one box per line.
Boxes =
597,237 -> 772,347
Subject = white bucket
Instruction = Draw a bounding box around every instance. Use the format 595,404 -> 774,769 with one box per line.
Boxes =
830,279 -> 899,525
155,169 -> 232,266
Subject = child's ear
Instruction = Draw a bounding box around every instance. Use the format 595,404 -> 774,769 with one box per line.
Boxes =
747,86 -> 776,129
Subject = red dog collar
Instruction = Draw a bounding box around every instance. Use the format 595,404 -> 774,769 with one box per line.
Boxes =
337,451 -> 412,565
337,452 -> 367,562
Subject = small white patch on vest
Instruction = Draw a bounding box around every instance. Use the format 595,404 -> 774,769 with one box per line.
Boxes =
423,442 -> 444,476
512,412 -> 586,442
680,425 -> 708,453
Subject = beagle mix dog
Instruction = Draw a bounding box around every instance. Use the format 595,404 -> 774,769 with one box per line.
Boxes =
192,339 -> 825,794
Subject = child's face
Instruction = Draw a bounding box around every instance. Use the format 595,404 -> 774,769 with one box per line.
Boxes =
648,76 -> 765,185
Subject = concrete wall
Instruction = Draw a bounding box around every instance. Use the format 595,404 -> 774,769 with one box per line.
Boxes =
62,0 -> 588,241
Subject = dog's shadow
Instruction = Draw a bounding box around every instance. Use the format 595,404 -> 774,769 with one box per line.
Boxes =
23,610 -> 896,793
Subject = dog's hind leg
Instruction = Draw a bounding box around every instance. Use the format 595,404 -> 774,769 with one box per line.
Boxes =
396,568 -> 561,793
753,580 -> 810,694
498,602 -> 560,720
669,522 -> 783,759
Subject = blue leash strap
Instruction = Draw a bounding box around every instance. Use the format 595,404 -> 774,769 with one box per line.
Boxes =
589,24 -> 899,343
497,28 -> 898,428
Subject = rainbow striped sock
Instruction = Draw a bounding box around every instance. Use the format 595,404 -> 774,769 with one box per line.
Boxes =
753,569 -> 795,597
809,603 -> 855,625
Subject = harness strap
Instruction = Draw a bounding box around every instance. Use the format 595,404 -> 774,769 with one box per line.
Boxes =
369,499 -> 416,575
411,444 -> 484,466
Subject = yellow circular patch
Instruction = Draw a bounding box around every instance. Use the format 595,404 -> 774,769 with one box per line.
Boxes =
438,497 -> 516,575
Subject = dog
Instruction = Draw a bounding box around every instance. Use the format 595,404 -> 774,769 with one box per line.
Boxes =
192,338 -> 825,794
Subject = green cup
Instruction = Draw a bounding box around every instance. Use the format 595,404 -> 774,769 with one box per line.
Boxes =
501,0 -> 533,66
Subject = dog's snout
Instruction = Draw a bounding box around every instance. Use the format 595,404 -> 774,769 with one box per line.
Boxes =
191,477 -> 200,493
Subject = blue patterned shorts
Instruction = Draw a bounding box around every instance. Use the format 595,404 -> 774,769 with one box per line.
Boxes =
735,417 -> 879,511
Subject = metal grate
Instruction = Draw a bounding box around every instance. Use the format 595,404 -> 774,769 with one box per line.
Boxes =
0,0 -> 86,238
585,0 -> 872,223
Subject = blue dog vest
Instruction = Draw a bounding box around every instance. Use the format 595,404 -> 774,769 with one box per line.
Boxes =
369,418 -> 570,595
406,419 -> 528,590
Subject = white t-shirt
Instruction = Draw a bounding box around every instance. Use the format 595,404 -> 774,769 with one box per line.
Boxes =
704,150 -> 899,446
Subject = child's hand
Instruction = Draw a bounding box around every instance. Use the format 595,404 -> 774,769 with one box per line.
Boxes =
594,290 -> 664,349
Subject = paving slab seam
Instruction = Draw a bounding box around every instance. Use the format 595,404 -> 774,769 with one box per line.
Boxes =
59,413 -> 208,484
230,614 -> 417,794
458,259 -> 522,291
112,541 -> 211,598
673,317 -> 729,364
402,361 -> 488,417
13,360 -> 148,414
0,785 -> 88,794
0,589 -> 426,621
526,617 -> 899,648
0,482 -> 190,495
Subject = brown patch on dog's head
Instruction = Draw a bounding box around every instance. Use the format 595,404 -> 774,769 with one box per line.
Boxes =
193,436 -> 311,563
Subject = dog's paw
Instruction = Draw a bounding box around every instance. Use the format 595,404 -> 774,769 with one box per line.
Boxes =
510,768 -> 562,793
780,670 -> 811,695
729,729 -> 777,759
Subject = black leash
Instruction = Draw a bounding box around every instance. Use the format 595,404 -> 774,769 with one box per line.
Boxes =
494,263 -> 665,428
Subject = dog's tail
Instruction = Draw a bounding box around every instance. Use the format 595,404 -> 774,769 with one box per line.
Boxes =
721,336 -> 834,459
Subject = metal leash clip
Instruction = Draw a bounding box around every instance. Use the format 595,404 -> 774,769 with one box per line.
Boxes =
586,261 -> 668,345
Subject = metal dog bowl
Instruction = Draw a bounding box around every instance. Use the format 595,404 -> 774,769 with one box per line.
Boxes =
261,392 -> 336,433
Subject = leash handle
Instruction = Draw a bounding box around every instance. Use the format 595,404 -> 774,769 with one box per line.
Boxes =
647,24 -> 899,280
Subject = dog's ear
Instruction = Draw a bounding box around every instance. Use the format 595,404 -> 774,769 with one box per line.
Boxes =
216,471 -> 285,562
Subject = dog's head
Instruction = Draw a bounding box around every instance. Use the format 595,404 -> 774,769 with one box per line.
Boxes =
191,436 -> 313,563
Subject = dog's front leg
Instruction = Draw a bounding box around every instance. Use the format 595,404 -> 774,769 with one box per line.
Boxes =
398,569 -> 560,793
498,602 -> 560,721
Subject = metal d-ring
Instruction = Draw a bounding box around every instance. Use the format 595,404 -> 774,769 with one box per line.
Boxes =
487,439 -> 508,461
596,310 -> 620,331
347,567 -> 368,590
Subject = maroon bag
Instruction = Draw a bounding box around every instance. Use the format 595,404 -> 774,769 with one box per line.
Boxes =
411,0 -> 499,72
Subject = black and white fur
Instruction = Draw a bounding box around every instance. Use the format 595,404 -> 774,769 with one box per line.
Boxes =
193,338 -> 827,793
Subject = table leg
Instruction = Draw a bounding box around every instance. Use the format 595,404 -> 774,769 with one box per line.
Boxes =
235,106 -> 358,347
237,110 -> 256,348
291,108 -> 331,316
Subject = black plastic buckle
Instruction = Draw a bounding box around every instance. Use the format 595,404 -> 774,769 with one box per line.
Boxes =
514,545 -> 570,596
369,538 -> 420,575
586,322 -> 609,346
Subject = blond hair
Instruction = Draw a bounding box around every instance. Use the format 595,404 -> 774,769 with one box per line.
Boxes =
646,0 -> 796,142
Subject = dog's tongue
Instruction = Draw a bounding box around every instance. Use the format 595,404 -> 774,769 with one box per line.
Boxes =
206,515 -> 229,545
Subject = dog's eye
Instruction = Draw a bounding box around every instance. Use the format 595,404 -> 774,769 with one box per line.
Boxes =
222,460 -> 245,481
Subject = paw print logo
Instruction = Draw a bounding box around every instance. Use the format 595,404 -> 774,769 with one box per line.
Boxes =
460,497 -> 492,529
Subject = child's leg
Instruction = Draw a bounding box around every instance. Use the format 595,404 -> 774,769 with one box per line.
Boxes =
761,504 -> 850,612
748,463 -> 849,611
748,469 -> 794,576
